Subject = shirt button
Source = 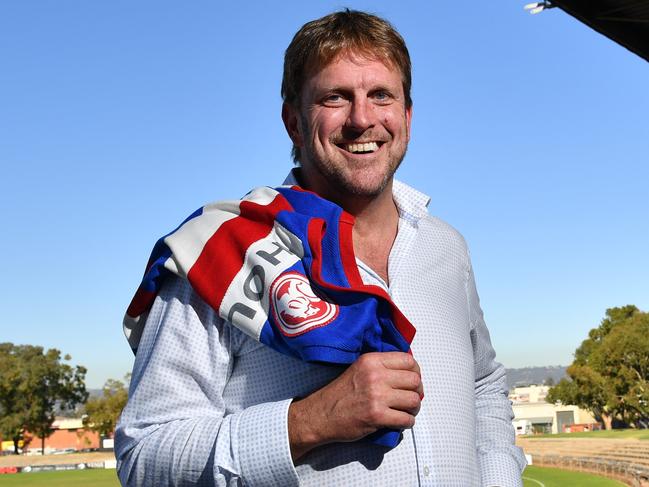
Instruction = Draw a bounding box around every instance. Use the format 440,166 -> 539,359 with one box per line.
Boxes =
423,466 -> 430,477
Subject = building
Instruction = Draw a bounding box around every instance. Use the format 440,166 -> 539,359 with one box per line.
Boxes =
0,418 -> 102,455
510,385 -> 599,434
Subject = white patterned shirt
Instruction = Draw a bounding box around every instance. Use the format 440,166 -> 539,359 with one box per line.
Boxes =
115,173 -> 526,486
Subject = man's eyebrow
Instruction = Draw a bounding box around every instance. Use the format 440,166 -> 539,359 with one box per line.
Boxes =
369,85 -> 396,93
314,84 -> 350,92
315,83 -> 397,95
311,86 -> 353,98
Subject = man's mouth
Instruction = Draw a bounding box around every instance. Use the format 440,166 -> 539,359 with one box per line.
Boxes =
336,141 -> 383,154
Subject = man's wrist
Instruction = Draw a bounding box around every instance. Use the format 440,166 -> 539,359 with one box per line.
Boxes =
288,396 -> 325,461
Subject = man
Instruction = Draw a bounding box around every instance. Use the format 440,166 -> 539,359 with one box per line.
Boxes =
116,10 -> 525,486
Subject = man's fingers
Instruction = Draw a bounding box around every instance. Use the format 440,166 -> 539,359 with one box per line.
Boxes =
379,353 -> 423,397
387,389 -> 422,416
379,408 -> 417,430
385,369 -> 422,392
357,352 -> 424,398
375,351 -> 420,372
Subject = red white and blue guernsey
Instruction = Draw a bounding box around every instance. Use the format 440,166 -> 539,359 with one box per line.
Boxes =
124,185 -> 417,448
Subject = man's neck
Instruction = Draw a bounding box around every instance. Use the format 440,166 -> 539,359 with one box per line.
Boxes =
342,180 -> 399,235
348,184 -> 399,285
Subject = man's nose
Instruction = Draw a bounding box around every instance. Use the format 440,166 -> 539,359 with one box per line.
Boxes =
346,98 -> 374,132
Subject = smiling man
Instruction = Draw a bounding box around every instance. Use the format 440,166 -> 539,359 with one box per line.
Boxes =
116,10 -> 526,487
282,52 -> 410,288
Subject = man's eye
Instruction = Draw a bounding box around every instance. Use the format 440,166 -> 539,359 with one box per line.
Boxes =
323,94 -> 344,105
373,91 -> 391,102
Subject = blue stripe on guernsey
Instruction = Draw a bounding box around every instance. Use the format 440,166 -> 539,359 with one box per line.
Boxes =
141,242 -> 172,293
275,187 -> 350,287
125,187 -> 414,449
272,209 -> 316,281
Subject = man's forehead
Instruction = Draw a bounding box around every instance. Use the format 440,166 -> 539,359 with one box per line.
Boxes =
304,51 -> 401,88
311,46 -> 397,68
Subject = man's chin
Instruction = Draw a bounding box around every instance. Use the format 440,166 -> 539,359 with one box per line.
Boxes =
300,149 -> 404,200
333,171 -> 394,199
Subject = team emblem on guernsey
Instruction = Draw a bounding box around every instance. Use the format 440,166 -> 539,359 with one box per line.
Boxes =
270,272 -> 339,336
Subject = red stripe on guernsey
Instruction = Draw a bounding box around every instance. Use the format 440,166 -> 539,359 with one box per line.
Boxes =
188,194 -> 294,312
306,217 -> 327,283
288,185 -> 311,193
306,217 -> 416,346
337,211 -> 364,288
126,289 -> 156,318
126,255 -> 167,318
335,210 -> 415,344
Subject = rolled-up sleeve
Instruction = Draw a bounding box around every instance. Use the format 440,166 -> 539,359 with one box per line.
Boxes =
115,276 -> 299,486
466,264 -> 527,487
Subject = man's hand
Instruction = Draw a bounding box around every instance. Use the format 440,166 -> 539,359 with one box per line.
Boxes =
288,351 -> 423,460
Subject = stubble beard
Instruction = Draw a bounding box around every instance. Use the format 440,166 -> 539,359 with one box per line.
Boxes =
299,122 -> 408,199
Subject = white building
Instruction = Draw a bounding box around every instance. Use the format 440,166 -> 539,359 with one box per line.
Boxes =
510,385 -> 597,434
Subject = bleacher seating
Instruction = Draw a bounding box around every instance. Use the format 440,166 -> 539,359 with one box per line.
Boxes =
517,437 -> 649,486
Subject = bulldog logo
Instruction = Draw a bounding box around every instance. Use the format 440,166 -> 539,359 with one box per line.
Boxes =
270,272 -> 339,336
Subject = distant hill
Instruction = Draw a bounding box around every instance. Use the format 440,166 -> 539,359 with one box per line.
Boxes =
55,388 -> 104,417
87,388 -> 103,399
505,366 -> 567,390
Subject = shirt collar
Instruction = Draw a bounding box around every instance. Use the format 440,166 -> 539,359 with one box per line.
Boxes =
282,168 -> 301,186
282,168 -> 430,223
392,179 -> 430,224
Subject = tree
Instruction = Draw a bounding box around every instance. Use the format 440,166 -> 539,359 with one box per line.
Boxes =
0,344 -> 26,454
83,376 -> 129,437
547,306 -> 649,429
0,343 -> 88,454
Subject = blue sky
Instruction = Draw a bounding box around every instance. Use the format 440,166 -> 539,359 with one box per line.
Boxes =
1,1 -> 647,388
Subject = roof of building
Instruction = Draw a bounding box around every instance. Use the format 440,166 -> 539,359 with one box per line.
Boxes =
52,417 -> 84,429
551,0 -> 649,61
515,416 -> 554,423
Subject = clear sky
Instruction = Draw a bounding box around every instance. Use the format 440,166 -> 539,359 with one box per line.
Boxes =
1,1 -> 647,388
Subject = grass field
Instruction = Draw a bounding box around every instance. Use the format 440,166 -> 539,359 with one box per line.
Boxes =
523,465 -> 627,486
0,468 -> 120,486
0,465 -> 628,486
524,428 -> 649,440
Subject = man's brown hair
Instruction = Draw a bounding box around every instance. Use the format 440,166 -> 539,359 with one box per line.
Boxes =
282,9 -> 412,162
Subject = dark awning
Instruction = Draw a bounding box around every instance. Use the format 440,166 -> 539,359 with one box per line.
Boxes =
550,0 -> 649,62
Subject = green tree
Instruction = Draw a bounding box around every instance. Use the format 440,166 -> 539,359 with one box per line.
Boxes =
83,376 -> 129,437
0,344 -> 27,453
547,306 -> 649,429
0,343 -> 87,454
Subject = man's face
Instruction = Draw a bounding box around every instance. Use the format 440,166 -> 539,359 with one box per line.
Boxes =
283,53 -> 412,201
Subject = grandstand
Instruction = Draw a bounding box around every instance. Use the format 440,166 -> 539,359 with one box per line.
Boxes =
518,436 -> 649,486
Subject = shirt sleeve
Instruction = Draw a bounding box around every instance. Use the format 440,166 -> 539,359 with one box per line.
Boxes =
466,263 -> 527,487
114,275 -> 300,487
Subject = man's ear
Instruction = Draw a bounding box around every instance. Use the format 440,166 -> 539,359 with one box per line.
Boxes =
405,104 -> 413,142
282,102 -> 303,147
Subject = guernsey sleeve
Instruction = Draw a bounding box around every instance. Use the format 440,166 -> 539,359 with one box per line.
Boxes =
114,275 -> 300,487
466,263 -> 527,487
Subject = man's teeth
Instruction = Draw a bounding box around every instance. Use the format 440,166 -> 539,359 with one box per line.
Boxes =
344,142 -> 379,153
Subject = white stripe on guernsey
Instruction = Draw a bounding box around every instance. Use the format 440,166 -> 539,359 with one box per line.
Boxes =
162,187 -> 280,278
240,186 -> 282,204
219,221 -> 302,341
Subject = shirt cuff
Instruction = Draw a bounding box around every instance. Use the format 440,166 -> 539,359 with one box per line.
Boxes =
238,398 -> 300,487
479,450 -> 525,487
